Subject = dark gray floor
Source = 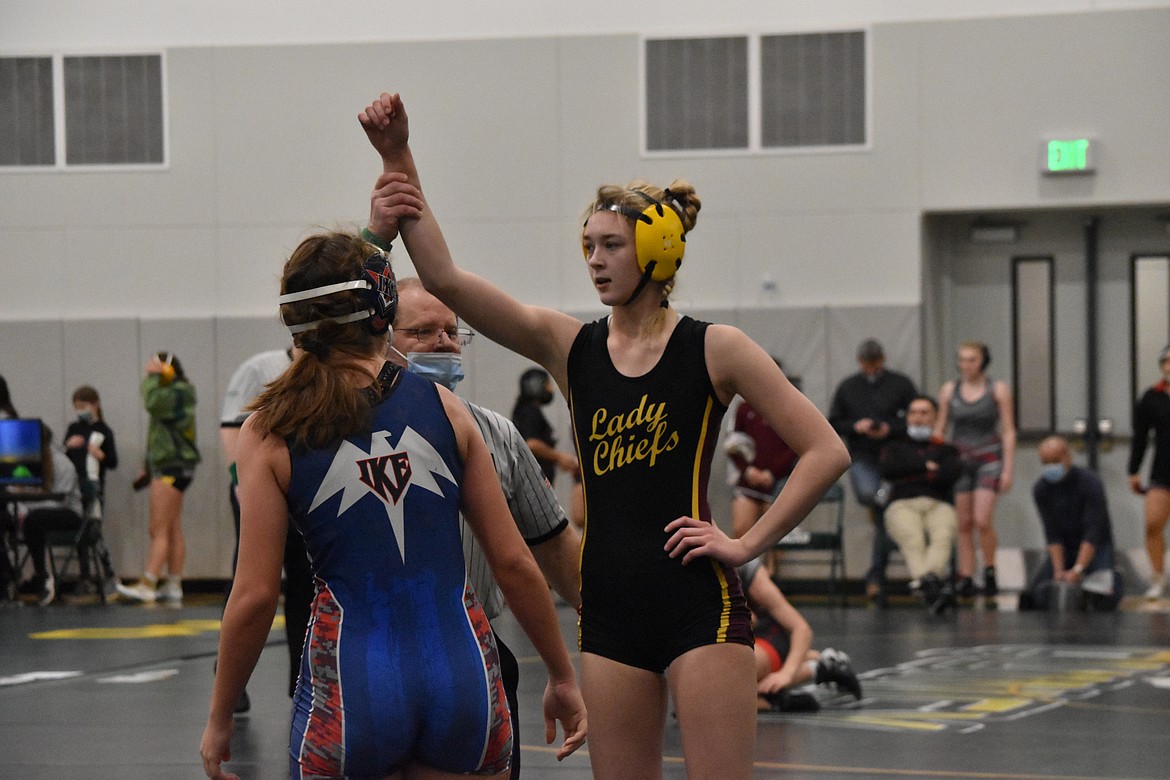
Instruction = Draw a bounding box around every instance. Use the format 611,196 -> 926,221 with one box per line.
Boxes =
2,592 -> 1169,779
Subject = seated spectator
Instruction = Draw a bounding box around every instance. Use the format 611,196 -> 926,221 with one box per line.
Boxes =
0,374 -> 18,418
1020,436 -> 1123,611
878,395 -> 962,614
725,361 -> 800,575
738,555 -> 862,713
17,424 -> 84,605
63,386 -> 120,592
0,375 -> 19,602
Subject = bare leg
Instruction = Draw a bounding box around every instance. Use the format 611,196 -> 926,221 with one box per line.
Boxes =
405,764 -> 508,780
972,487 -> 999,572
669,643 -> 756,780
144,479 -> 182,577
1144,487 -> 1170,576
580,652 -> 668,780
166,505 -> 186,577
954,490 -> 976,577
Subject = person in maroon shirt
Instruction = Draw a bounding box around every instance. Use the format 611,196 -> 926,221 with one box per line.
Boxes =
725,361 -> 800,575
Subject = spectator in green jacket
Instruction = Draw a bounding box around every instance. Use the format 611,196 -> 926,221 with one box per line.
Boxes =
117,352 -> 201,603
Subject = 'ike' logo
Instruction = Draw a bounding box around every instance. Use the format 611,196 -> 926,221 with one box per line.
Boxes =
356,453 -> 412,504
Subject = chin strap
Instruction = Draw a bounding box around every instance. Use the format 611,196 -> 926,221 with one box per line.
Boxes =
623,262 -> 657,306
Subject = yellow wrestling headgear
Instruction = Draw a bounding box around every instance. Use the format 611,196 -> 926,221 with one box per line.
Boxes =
586,189 -> 687,282
630,191 -> 686,282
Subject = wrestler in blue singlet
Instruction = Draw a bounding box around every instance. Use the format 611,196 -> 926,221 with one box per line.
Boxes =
284,366 -> 511,778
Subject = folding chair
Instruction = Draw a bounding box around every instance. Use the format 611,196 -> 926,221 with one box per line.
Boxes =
45,511 -> 111,600
773,482 -> 847,606
23,506 -> 111,603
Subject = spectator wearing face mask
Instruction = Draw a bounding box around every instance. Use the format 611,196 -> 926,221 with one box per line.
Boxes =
512,366 -> 585,529
878,395 -> 962,614
63,385 -> 118,518
1020,435 -> 1123,611
512,368 -> 578,484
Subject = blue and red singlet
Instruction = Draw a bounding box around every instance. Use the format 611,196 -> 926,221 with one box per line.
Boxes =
284,366 -> 511,778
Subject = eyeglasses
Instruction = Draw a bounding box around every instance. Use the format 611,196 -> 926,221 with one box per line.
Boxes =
398,326 -> 475,347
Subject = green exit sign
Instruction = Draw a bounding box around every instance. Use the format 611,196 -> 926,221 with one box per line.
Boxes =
1042,137 -> 1095,174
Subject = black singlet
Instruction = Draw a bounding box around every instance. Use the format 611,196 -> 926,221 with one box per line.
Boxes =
567,315 -> 752,672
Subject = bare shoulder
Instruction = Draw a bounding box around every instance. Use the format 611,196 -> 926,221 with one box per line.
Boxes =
239,414 -> 285,455
238,414 -> 290,489
703,322 -> 756,362
435,384 -> 479,451
703,323 -> 782,403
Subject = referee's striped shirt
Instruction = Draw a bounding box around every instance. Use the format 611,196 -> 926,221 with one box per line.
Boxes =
460,399 -> 569,620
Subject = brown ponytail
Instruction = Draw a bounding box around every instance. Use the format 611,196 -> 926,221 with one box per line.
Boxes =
248,232 -> 384,451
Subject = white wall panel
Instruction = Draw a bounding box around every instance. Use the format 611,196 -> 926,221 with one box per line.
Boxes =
7,1 -> 1168,50
919,10 -> 1170,210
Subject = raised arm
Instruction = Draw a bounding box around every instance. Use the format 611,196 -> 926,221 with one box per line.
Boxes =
359,92 -> 580,389
442,391 -> 586,759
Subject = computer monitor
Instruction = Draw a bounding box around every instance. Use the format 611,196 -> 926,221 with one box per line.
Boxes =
0,418 -> 44,488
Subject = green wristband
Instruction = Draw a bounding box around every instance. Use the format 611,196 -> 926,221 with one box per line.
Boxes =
361,227 -> 393,253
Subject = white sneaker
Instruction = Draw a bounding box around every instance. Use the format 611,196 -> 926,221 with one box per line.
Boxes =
115,580 -> 158,602
160,579 -> 183,603
37,576 -> 56,607
1145,574 -> 1166,600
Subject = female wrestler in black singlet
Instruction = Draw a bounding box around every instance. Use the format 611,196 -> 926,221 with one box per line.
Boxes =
359,91 -> 849,780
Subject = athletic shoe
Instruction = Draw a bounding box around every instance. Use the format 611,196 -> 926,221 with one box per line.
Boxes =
930,584 -> 957,616
115,580 -> 158,602
1146,574 -> 1166,600
919,573 -> 943,606
160,579 -> 183,603
815,648 -> 863,699
983,567 -> 999,597
764,689 -> 821,713
37,576 -> 56,607
100,576 -> 121,602
955,576 -> 977,599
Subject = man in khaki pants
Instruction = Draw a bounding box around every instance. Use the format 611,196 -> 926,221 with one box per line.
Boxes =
878,396 -> 962,614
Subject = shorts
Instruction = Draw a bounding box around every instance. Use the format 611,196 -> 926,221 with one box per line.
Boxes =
953,448 -> 1002,493
579,570 -> 753,673
753,618 -> 790,673
152,467 -> 195,493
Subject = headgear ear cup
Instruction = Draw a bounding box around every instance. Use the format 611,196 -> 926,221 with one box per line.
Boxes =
632,192 -> 686,282
159,352 -> 176,384
357,250 -> 398,335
